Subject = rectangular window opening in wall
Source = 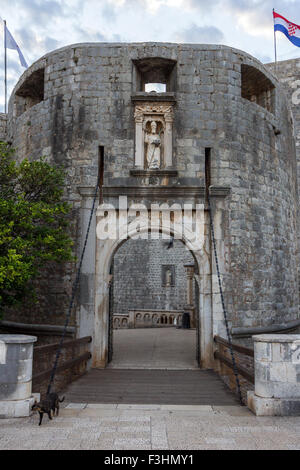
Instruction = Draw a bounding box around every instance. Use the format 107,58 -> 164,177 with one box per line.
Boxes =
14,68 -> 45,117
241,64 -> 275,114
133,58 -> 177,93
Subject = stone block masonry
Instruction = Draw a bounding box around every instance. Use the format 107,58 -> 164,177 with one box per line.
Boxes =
0,113 -> 7,141
267,60 -> 300,208
266,59 -> 300,317
113,239 -> 194,315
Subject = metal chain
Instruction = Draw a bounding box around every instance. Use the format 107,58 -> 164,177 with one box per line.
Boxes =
207,194 -> 243,405
47,176 -> 100,395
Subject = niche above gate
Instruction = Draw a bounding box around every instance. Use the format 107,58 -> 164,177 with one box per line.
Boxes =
133,100 -> 175,169
132,57 -> 177,93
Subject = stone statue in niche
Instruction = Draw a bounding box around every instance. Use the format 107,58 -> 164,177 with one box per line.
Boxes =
134,103 -> 174,169
145,121 -> 162,169
162,265 -> 175,287
165,269 -> 172,287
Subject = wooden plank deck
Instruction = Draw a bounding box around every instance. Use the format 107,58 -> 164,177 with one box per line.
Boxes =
64,369 -> 239,405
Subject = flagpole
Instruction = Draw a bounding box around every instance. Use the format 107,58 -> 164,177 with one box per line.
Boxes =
4,19 -> 7,114
273,9 -> 278,70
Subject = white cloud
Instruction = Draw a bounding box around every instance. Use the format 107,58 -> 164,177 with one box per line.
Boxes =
222,0 -> 300,38
176,23 -> 224,43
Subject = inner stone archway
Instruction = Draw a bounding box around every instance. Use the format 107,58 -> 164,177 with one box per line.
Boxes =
108,237 -> 198,369
92,218 -> 214,370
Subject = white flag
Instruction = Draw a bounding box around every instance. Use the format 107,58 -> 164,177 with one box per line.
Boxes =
0,18 -> 28,68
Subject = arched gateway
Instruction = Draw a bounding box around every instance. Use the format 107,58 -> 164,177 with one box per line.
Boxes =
77,185 -> 230,371
93,214 -> 212,369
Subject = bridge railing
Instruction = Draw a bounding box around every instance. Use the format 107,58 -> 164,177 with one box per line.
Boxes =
32,336 -> 92,398
214,335 -> 254,403
113,310 -> 183,329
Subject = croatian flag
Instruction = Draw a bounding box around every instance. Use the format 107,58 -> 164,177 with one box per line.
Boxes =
273,11 -> 300,47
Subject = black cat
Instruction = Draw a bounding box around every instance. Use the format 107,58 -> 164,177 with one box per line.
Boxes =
48,392 -> 65,417
32,393 -> 65,426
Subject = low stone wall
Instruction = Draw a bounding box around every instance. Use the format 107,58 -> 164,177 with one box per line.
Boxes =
248,334 -> 300,416
113,309 -> 183,329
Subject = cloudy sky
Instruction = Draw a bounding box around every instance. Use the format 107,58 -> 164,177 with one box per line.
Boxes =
0,0 -> 299,112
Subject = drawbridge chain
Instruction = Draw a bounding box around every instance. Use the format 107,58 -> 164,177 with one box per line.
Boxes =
207,193 -> 243,405
46,174 -> 100,395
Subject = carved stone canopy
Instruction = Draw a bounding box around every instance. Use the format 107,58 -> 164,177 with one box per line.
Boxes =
134,103 -> 174,123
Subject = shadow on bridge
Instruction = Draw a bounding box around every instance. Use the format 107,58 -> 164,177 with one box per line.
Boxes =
64,369 -> 239,406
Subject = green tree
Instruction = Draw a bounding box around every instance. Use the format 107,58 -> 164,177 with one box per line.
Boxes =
0,142 -> 74,318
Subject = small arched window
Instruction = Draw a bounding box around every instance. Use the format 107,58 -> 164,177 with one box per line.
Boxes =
241,64 -> 275,113
15,68 -> 45,117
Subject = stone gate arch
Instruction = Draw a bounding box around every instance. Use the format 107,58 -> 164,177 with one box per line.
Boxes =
92,220 -> 213,369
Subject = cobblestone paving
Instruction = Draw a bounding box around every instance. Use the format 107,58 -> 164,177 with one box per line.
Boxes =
0,404 -> 300,450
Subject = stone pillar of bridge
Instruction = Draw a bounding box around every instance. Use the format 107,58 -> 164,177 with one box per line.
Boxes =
0,335 -> 39,418
248,334 -> 300,416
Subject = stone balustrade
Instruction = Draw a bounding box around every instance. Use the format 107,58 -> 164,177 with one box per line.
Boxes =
113,314 -> 132,329
248,334 -> 300,416
113,309 -> 183,329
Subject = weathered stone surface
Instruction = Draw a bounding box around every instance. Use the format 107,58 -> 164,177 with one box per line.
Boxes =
0,395 -> 37,418
0,381 -> 32,401
0,335 -> 37,418
249,335 -> 300,415
0,113 -> 7,141
266,59 -> 300,323
0,335 -> 36,401
0,44 -> 298,364
113,239 -> 194,315
248,391 -> 300,416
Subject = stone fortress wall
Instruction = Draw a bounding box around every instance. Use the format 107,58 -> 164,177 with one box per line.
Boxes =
113,239 -> 194,315
266,59 -> 300,200
0,42 -> 299,347
266,59 -> 300,316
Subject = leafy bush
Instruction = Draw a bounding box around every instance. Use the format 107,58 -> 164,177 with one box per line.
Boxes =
0,143 -> 74,317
